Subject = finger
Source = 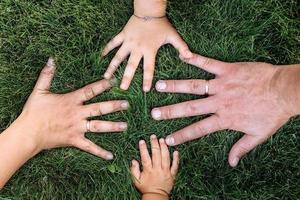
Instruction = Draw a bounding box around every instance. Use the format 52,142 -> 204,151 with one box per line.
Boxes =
102,33 -> 124,57
130,159 -> 141,181
104,46 -> 130,79
87,120 -> 128,133
150,135 -> 161,168
75,79 -> 112,102
170,151 -> 180,176
167,34 -> 193,59
165,115 -> 224,146
143,52 -> 156,92
120,53 -> 142,90
228,135 -> 265,167
159,138 -> 171,170
151,98 -> 217,121
83,100 -> 129,118
139,140 -> 152,169
74,138 -> 113,160
155,79 -> 218,95
180,53 -> 228,75
34,57 -> 56,92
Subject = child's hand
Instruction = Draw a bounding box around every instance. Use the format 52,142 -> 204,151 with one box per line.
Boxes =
102,16 -> 192,92
131,135 -> 179,198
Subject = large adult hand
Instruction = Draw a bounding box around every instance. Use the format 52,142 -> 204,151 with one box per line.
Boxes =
102,15 -> 192,92
21,58 -> 129,160
151,53 -> 299,167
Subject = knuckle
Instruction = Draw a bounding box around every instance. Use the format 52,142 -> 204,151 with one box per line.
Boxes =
83,86 -> 94,100
144,66 -> 154,74
165,107 -> 173,119
186,102 -> 197,116
114,54 -> 123,63
126,62 -> 137,70
108,62 -> 118,70
171,81 -> 176,91
143,78 -> 152,83
190,80 -> 200,91
176,132 -> 187,144
112,101 -> 121,109
237,144 -> 250,155
141,157 -> 150,166
203,58 -> 212,67
91,122 -> 99,132
122,75 -> 131,82
92,105 -> 102,116
194,124 -> 207,135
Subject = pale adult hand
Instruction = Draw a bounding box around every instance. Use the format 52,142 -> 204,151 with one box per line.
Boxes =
20,58 -> 129,160
102,16 -> 192,92
151,53 -> 299,167
131,135 -> 179,199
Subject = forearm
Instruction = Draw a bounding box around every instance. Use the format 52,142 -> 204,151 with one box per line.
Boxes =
142,193 -> 168,200
134,0 -> 167,17
0,119 -> 39,189
273,64 -> 300,116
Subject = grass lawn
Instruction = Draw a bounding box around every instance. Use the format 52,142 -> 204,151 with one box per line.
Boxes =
0,0 -> 300,199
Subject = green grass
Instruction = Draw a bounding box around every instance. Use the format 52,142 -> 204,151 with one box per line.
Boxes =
0,0 -> 300,199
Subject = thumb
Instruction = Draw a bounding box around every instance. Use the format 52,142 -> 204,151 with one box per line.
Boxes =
228,135 -> 264,167
130,159 -> 141,182
167,34 -> 193,59
34,57 -> 56,92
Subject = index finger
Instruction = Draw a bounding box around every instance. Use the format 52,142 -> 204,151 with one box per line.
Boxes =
73,79 -> 113,103
180,53 -> 229,75
139,140 -> 152,169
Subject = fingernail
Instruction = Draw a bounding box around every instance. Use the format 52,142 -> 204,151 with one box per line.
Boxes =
159,138 -> 164,143
156,81 -> 167,91
121,101 -> 129,108
106,153 -> 114,160
231,157 -> 239,167
120,123 -> 128,130
104,73 -> 110,79
143,86 -> 150,92
47,57 -> 55,69
151,109 -> 161,120
166,137 -> 175,146
120,83 -> 127,90
150,134 -> 156,140
139,140 -> 145,145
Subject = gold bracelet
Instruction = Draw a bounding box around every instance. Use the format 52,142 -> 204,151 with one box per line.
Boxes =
133,14 -> 166,21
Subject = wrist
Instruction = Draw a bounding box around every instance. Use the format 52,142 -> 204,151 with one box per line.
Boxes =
134,0 -> 167,17
272,65 -> 300,117
142,193 -> 168,200
7,115 -> 41,156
